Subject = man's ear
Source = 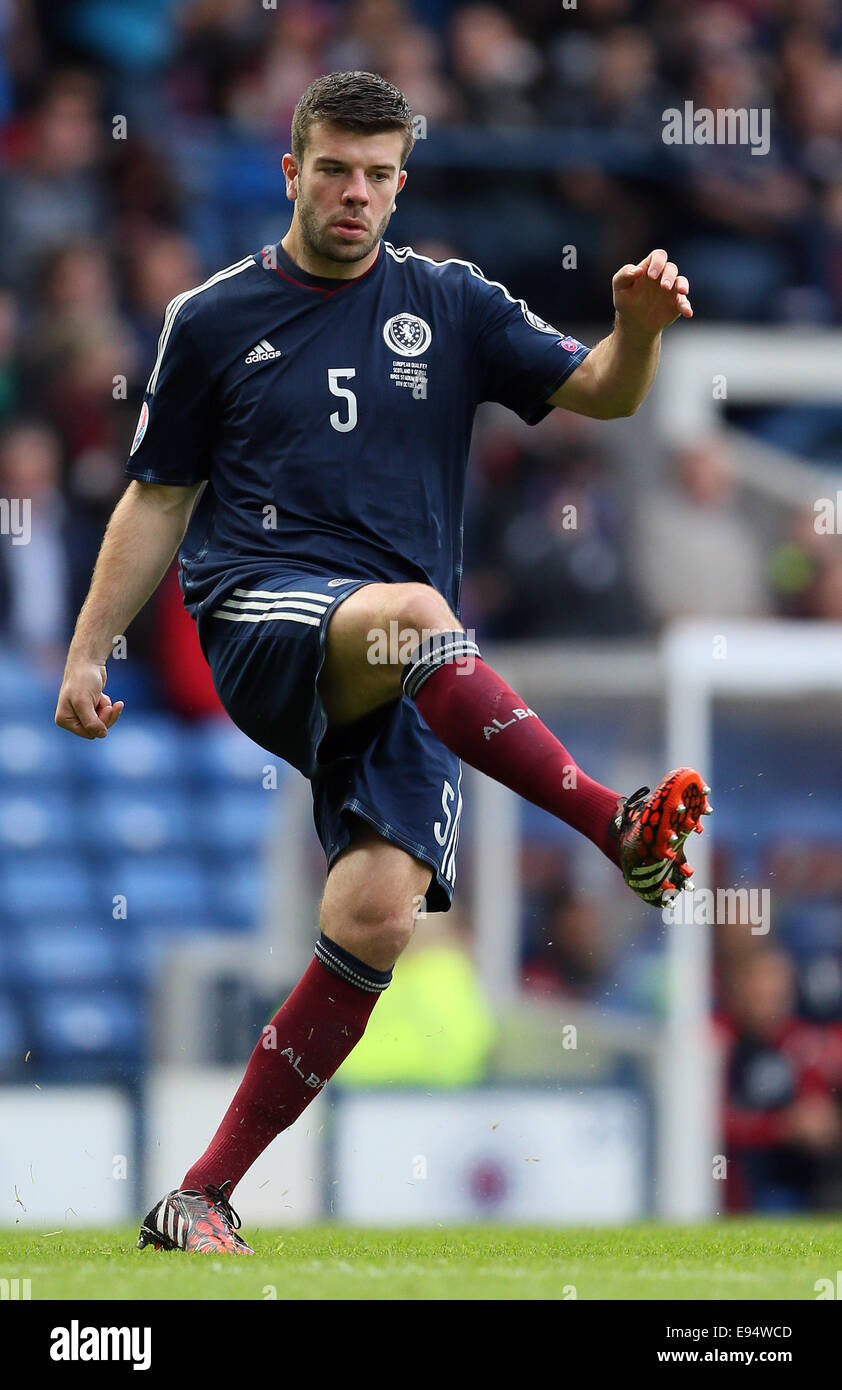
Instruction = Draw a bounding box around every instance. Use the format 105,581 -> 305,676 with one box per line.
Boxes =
282,153 -> 299,203
392,167 -> 408,214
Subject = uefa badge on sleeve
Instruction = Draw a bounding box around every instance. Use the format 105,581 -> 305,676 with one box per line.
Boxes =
129,401 -> 150,456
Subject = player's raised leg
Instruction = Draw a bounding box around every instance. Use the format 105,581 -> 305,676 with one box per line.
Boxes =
320,580 -> 711,905
138,824 -> 431,1254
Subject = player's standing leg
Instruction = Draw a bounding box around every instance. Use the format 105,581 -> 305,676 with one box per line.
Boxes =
137,826 -> 430,1254
320,582 -> 711,905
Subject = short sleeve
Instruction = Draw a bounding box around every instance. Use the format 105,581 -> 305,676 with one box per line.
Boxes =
468,269 -> 591,425
124,303 -> 213,485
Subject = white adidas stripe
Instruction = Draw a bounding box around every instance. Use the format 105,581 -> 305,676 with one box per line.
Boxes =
384,241 -> 567,339
213,585 -> 336,625
220,597 -> 330,615
233,587 -> 335,603
147,256 -> 256,394
212,609 -> 321,626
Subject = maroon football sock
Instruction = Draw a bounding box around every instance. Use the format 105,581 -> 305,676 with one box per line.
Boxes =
181,938 -> 388,1194
404,639 -> 621,864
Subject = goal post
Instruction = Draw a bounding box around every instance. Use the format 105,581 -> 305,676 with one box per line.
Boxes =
659,619 -> 842,1217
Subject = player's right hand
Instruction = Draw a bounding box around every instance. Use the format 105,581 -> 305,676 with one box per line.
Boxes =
55,660 -> 124,739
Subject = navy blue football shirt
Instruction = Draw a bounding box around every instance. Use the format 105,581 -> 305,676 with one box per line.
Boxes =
125,240 -> 591,617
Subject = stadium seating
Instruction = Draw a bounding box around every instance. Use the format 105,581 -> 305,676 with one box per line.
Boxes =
0,702 -> 278,1080
30,989 -> 145,1080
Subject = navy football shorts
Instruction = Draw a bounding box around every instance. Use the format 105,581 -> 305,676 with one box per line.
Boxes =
197,569 -> 462,911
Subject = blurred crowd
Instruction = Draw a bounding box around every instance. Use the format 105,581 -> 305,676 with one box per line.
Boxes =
1,0 -> 841,317
519,824 -> 842,1212
2,0 -> 842,1212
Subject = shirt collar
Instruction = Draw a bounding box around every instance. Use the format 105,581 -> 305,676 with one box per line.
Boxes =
257,239 -> 383,295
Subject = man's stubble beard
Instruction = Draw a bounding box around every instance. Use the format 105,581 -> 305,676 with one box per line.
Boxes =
296,188 -> 393,266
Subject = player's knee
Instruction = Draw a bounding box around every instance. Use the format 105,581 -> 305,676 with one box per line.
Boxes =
392,582 -> 459,645
320,893 -> 415,967
362,912 -> 415,965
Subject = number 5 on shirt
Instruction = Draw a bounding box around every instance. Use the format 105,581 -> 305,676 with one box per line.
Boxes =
328,367 -> 357,433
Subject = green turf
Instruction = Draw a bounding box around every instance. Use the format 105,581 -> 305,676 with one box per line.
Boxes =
0,1220 -> 840,1300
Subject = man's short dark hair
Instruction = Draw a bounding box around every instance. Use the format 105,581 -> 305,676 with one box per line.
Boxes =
291,71 -> 414,168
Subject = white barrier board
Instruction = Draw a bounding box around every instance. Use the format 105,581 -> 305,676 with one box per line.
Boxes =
333,1088 -> 646,1223
0,1086 -> 134,1226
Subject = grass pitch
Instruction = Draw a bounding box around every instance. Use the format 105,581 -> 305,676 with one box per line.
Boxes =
0,1220 -> 838,1300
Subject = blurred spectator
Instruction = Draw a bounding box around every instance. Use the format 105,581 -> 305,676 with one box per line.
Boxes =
634,437 -> 769,624
377,21 -> 457,127
175,0 -> 268,121
108,137 -> 184,243
522,889 -> 615,1001
808,553 -> 842,620
449,4 -> 542,127
224,1 -> 331,136
38,238 -> 118,320
19,239 -> 121,400
770,504 -> 842,619
121,229 -> 201,370
678,22 -> 810,320
41,316 -> 138,515
465,407 -> 643,639
770,504 -> 827,616
0,418 -> 98,667
718,949 -> 842,1212
328,0 -> 413,78
0,70 -> 105,293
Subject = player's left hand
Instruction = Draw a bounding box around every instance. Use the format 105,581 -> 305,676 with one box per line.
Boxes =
612,249 -> 693,336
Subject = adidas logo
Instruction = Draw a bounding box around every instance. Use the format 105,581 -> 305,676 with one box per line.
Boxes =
245,339 -> 283,364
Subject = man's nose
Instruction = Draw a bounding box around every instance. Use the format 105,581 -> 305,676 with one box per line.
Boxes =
342,171 -> 369,204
